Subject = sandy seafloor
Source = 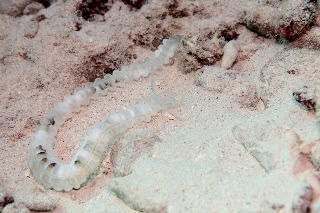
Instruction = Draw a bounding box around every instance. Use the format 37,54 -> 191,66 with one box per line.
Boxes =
2,0 -> 320,212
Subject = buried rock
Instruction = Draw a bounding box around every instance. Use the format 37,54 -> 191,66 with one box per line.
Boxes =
13,183 -> 56,211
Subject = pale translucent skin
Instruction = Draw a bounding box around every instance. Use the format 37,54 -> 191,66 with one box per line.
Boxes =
27,37 -> 180,192
221,40 -> 239,70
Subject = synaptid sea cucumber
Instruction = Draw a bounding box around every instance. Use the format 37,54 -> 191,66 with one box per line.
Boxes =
27,37 -> 180,192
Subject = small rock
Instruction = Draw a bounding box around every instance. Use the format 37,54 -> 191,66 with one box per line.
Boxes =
2,203 -> 30,213
13,183 -> 57,212
221,40 -> 239,69
23,2 -> 44,15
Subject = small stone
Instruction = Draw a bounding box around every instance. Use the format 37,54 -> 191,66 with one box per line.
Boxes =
2,203 -> 30,213
13,183 -> 57,211
221,40 -> 239,69
23,2 -> 44,15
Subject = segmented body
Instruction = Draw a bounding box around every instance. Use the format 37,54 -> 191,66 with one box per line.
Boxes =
27,37 -> 180,191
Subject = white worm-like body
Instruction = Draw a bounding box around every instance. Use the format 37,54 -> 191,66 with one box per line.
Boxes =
221,40 -> 239,70
27,37 -> 180,191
